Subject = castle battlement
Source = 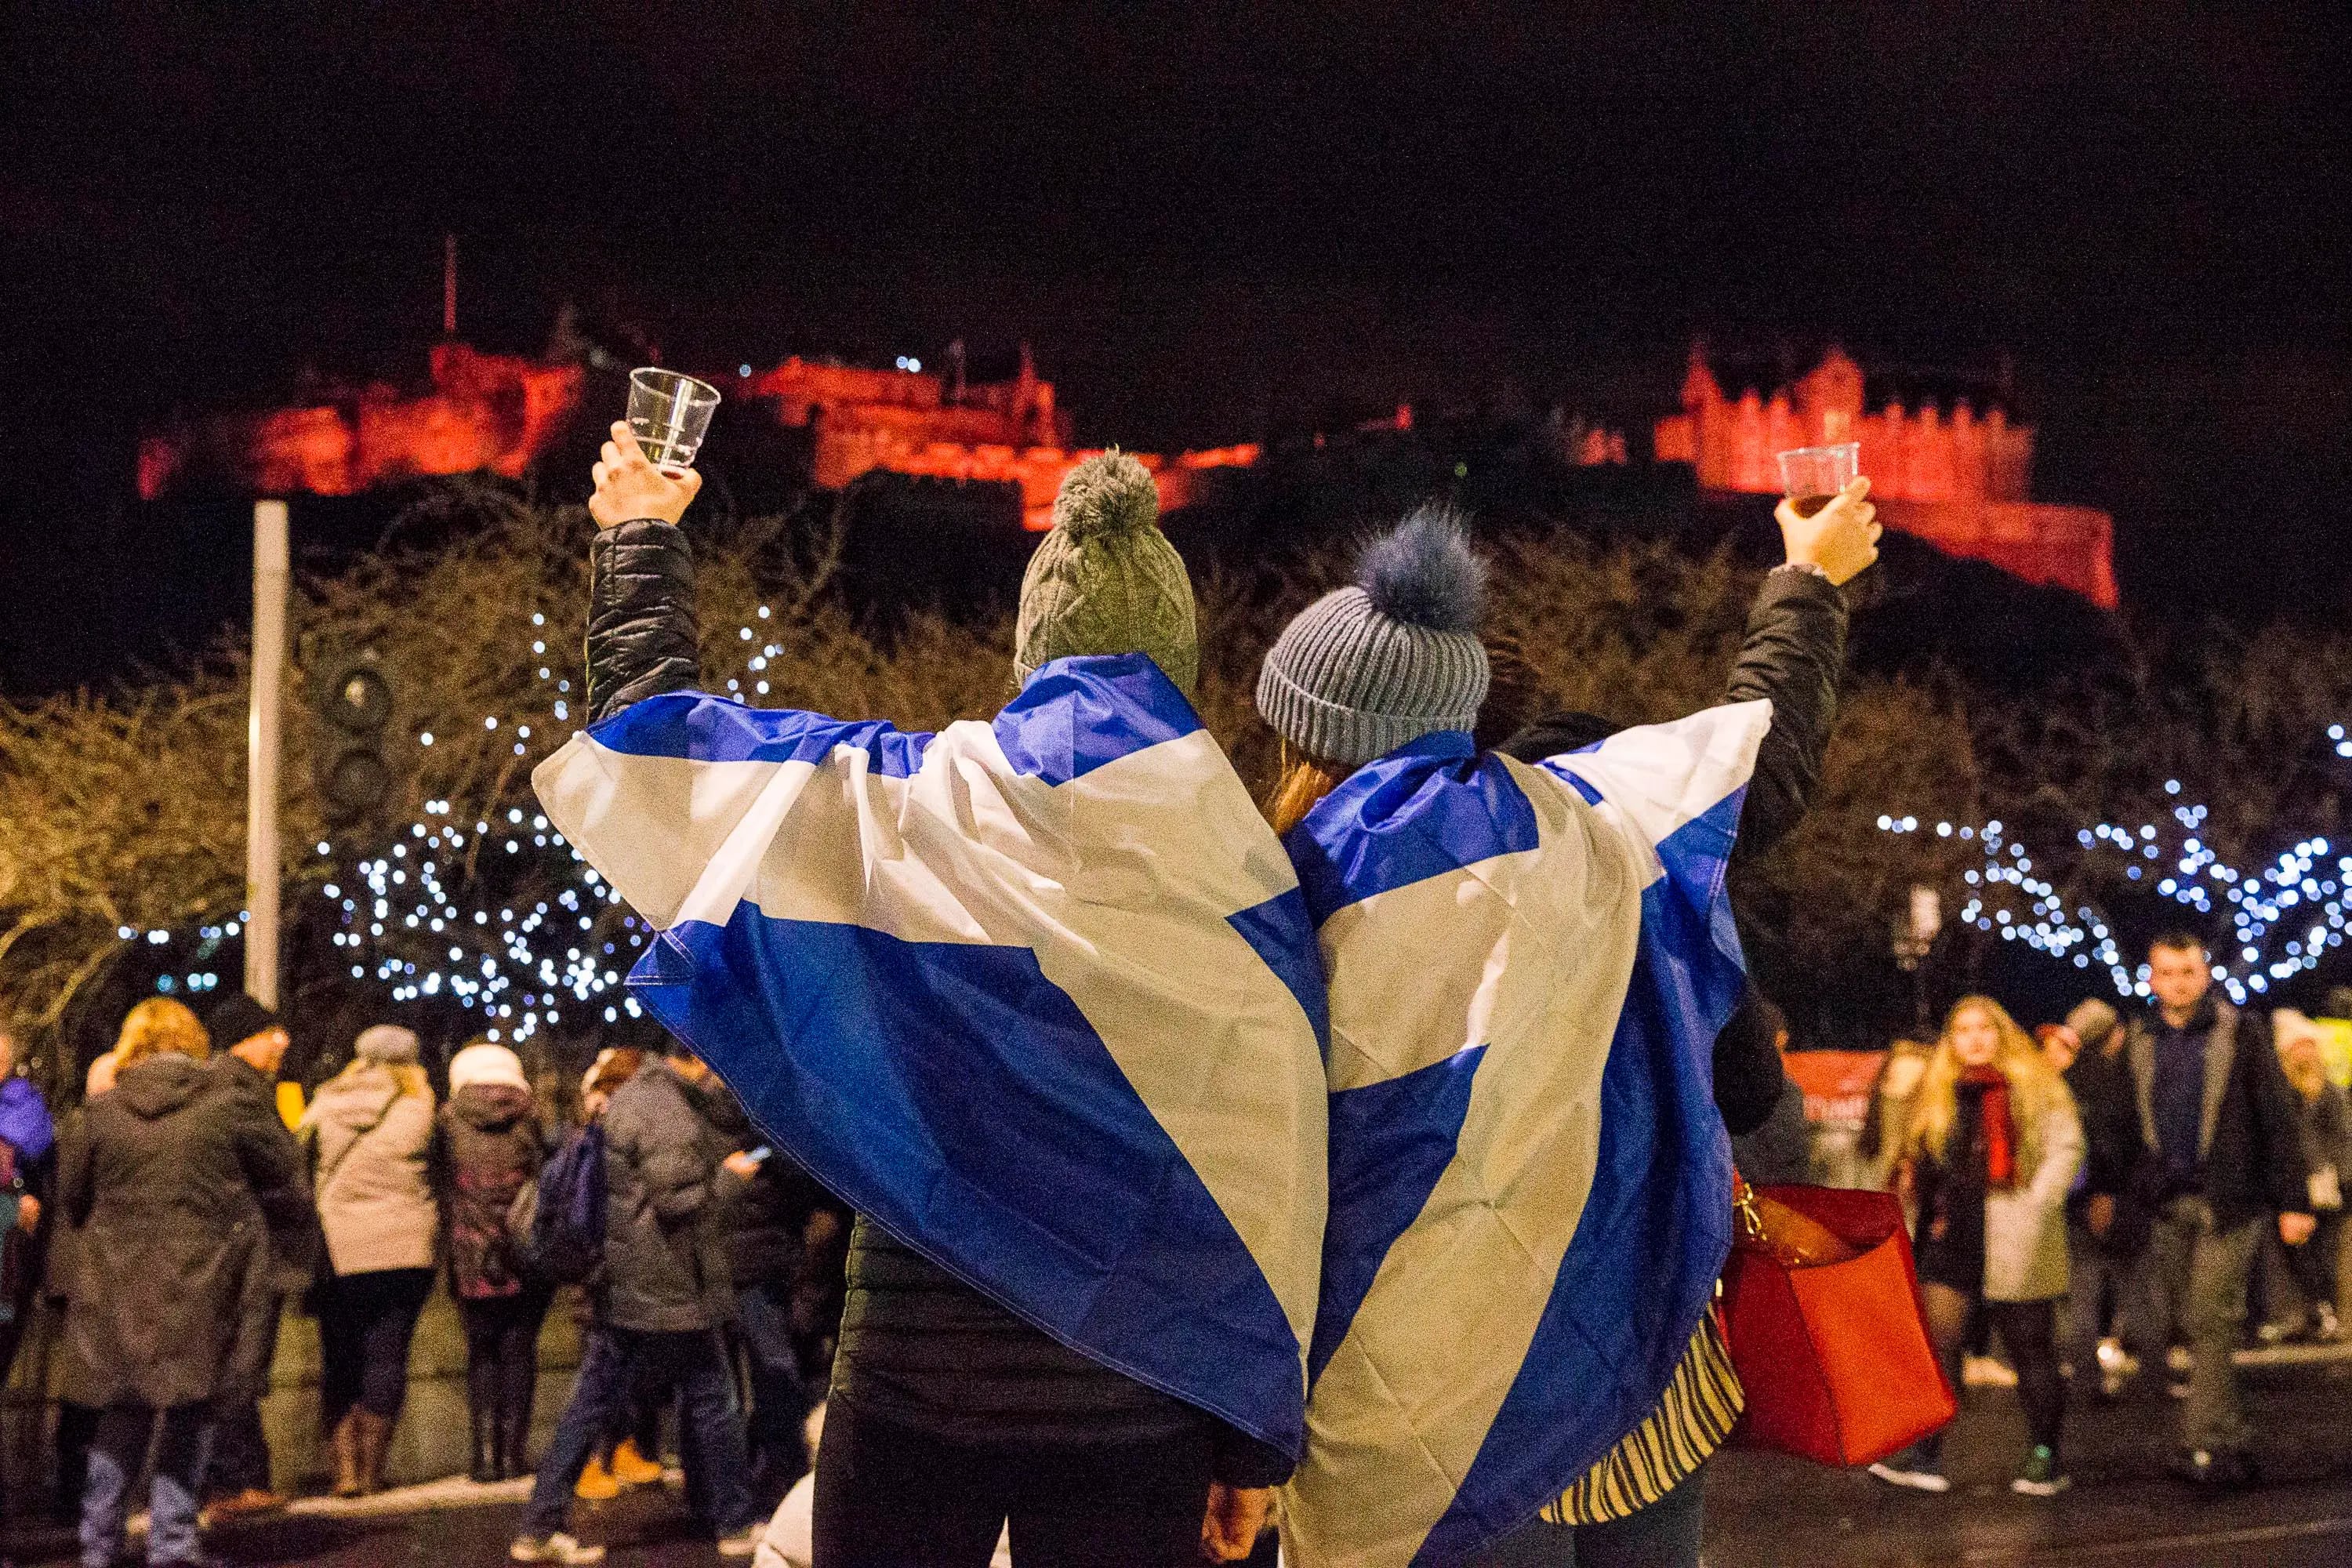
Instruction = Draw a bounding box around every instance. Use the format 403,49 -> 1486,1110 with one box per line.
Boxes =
1655,345 -> 2115,606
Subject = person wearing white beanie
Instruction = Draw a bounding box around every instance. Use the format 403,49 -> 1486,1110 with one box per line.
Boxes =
451,1041 -> 531,1098
436,1038 -> 550,1481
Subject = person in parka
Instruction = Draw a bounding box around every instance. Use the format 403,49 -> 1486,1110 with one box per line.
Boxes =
301,1023 -> 439,1497
60,997 -> 303,1568
516,1044 -> 762,1561
434,1040 -> 550,1482
197,993 -> 313,1519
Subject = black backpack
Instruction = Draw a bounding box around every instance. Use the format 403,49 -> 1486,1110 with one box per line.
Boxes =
508,1122 -> 608,1285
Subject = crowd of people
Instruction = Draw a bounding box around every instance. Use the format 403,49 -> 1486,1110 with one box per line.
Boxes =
0,421 -> 2336,1568
1748,931 -> 2338,1501
0,997 -> 848,1568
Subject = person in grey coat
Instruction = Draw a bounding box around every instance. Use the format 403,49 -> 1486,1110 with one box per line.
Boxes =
515,1046 -> 763,1563
61,998 -> 304,1568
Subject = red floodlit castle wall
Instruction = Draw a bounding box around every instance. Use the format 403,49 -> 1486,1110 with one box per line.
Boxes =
143,344 -> 1254,529
1655,347 -> 2118,608
139,339 -> 2115,605
138,345 -> 584,501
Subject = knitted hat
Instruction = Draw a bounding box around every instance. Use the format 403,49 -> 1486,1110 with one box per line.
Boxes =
205,993 -> 282,1052
1255,507 -> 1491,768
450,1041 -> 529,1097
2064,997 -> 2120,1054
354,1023 -> 420,1065
1013,452 -> 1199,694
2273,1008 -> 2325,1054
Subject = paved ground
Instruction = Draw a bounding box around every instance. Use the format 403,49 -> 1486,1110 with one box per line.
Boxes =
9,1355 -> 2352,1566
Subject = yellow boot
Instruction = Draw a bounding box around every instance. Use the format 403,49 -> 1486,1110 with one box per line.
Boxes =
573,1453 -> 622,1501
609,1437 -> 664,1487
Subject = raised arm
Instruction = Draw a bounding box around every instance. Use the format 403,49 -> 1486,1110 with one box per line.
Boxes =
586,422 -> 706,724
1725,477 -> 1878,856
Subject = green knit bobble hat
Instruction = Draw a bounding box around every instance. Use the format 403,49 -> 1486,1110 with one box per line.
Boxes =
1014,451 -> 1200,694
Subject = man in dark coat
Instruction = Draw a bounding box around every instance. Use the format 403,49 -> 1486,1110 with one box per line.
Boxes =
61,1000 -> 304,1568
196,994 -> 311,1519
2055,997 -> 2145,1397
2124,933 -> 2312,1483
704,1083 -> 837,1508
516,1046 -> 762,1563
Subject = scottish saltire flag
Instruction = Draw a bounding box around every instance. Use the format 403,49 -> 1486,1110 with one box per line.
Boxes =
1281,702 -> 1769,1567
534,654 -> 1330,1456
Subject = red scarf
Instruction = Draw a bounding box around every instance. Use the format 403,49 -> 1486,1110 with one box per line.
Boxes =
1961,1064 -> 2017,1189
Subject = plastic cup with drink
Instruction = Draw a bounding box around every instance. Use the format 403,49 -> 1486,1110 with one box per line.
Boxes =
1776,441 -> 1860,518
626,368 -> 722,477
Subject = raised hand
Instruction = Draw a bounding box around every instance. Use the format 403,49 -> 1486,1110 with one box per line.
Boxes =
590,421 -> 702,529
1200,1483 -> 1273,1563
1775,475 -> 1881,586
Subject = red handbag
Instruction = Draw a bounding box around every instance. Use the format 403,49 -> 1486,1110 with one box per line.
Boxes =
1719,1181 -> 1956,1466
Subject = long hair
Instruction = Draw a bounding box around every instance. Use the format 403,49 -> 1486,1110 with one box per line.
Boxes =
113,996 -> 210,1069
1265,745 -> 1352,836
328,1053 -> 431,1104
1902,994 -> 2069,1171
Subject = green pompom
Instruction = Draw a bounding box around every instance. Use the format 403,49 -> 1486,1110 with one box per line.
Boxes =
1052,450 -> 1160,541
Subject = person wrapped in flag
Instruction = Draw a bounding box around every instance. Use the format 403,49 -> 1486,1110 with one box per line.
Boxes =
535,427 -> 1327,1566
1256,490 -> 1876,1568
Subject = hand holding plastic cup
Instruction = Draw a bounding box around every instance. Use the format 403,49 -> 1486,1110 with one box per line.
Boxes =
1776,441 -> 1860,517
627,368 -> 722,476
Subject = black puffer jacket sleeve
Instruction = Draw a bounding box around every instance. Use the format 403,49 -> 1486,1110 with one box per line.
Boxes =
1719,565 -> 1848,858
1214,1425 -> 1295,1488
586,521 -> 703,724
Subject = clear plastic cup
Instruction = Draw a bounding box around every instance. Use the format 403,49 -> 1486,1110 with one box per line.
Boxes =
627,368 -> 722,474
1776,441 -> 1860,516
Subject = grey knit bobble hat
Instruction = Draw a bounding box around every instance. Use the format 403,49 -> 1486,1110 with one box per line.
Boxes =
1255,506 -> 1490,768
1014,452 -> 1199,694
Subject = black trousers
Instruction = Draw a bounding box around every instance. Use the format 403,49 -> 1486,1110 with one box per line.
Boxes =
317,1267 -> 434,1426
205,1283 -> 289,1497
2285,1211 -> 2347,1311
811,1393 -> 1215,1568
462,1290 -> 550,1457
1916,1284 -> 2065,1462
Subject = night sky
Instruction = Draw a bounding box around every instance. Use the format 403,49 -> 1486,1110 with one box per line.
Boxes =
4,2 -> 2347,690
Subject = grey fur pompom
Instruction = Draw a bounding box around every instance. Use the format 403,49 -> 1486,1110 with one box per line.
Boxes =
1357,506 -> 1485,634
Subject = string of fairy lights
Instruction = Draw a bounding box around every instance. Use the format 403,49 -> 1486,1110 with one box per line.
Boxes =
129,615 -> 2352,1029
136,598 -> 798,1047
1877,724 -> 2352,1007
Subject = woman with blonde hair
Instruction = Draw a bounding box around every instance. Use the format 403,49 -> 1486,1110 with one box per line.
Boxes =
62,996 -> 303,1568
1871,995 -> 2085,1499
302,1024 -> 438,1497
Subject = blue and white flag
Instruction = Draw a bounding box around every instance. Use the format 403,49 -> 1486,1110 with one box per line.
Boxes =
1281,702 -> 1769,1567
534,654 -> 1330,1457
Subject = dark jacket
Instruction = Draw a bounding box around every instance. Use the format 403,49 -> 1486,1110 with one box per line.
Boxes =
60,1052 -> 305,1407
579,518 -> 1290,1486
2064,1040 -> 2143,1232
601,1058 -> 742,1334
2119,997 -> 2310,1233
1501,564 -> 1849,1136
209,1051 -> 314,1401
0,1076 -> 58,1327
699,1081 -> 833,1289
435,1084 -> 546,1300
209,1052 -> 315,1279
2296,1081 -> 2352,1200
